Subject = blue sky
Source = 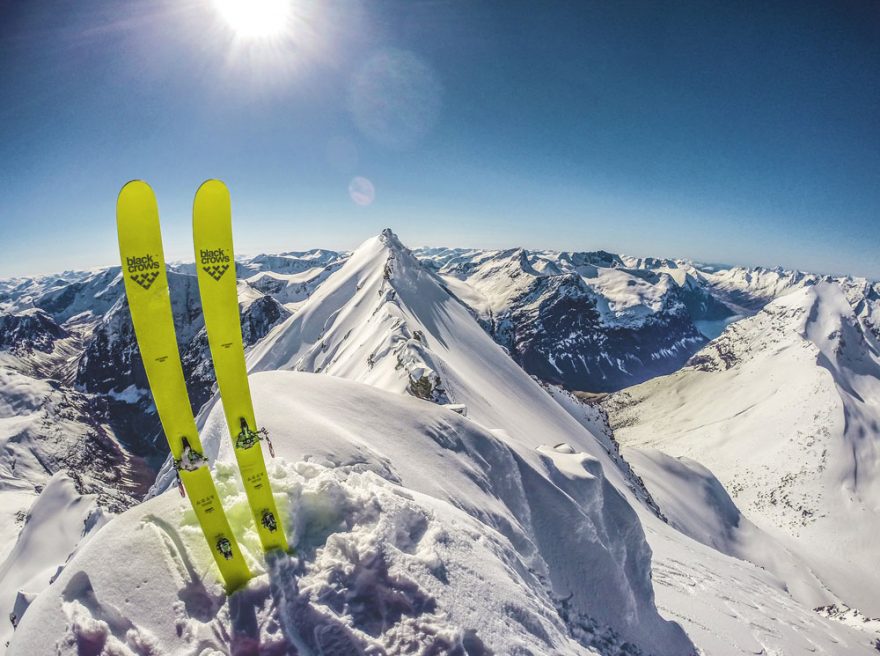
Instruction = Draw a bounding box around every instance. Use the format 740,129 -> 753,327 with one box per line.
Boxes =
1,0 -> 878,278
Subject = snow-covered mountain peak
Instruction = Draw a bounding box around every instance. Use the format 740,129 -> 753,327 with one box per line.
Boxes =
0,309 -> 69,355
249,231 -> 451,403
4,237 -> 880,654
378,226 -> 405,250
247,229 -> 680,562
797,282 -> 880,366
608,279 -> 880,619
704,264 -> 822,312
688,281 -> 879,376
559,250 -> 625,272
509,246 -> 537,272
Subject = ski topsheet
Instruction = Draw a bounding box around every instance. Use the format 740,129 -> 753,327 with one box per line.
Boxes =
116,181 -> 251,592
192,179 -> 289,553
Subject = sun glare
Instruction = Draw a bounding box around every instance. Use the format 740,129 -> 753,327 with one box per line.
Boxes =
214,0 -> 291,39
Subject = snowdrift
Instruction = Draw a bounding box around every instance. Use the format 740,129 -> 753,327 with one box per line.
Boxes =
10,372 -> 690,655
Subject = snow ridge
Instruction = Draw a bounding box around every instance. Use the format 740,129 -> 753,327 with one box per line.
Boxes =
607,282 -> 880,621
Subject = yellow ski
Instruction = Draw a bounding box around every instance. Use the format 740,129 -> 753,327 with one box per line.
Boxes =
116,181 -> 251,592
192,179 -> 289,553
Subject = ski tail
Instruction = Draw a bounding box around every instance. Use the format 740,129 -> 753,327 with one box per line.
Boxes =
117,180 -> 251,592
193,179 -> 289,554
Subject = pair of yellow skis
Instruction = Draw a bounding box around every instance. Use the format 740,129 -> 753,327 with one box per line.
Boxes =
117,180 -> 287,592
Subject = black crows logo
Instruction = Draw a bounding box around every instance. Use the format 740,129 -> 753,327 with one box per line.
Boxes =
131,271 -> 159,289
126,254 -> 161,290
204,264 -> 229,281
200,248 -> 231,282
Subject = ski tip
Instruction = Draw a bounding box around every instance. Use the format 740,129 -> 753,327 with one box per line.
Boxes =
193,179 -> 231,228
116,180 -> 157,227
118,180 -> 153,202
195,178 -> 229,198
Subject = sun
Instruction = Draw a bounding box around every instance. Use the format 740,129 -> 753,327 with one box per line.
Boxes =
214,0 -> 291,39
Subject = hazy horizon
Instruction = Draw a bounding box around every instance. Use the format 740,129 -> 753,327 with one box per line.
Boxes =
1,224 -> 873,282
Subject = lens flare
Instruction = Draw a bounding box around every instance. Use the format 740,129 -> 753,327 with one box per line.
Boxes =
214,0 -> 291,39
348,177 -> 376,206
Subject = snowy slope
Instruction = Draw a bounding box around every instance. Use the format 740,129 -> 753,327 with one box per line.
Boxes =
642,514 -> 880,656
607,282 -> 880,619
246,231 -> 690,651
0,344 -> 145,650
10,372 -> 691,656
0,473 -> 106,648
11,365 -> 878,654
543,382 -> 880,654
0,258 -> 297,653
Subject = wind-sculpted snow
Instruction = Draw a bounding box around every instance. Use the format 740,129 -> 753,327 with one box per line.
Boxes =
607,282 -> 880,623
10,372 -> 692,655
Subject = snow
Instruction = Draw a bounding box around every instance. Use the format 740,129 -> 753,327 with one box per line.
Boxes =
414,245 -> 725,393
430,247 -> 686,330
245,232 -> 678,532
0,473 -> 106,650
587,268 -> 676,325
240,234 -> 879,653
3,233 -> 879,655
2,268 -> 123,324
0,361 -> 148,649
704,265 -> 819,313
608,282 -> 880,622
644,520 -> 879,656
245,265 -> 341,309
625,448 -> 835,608
10,372 -> 690,655
0,487 -> 35,564
107,384 -> 148,404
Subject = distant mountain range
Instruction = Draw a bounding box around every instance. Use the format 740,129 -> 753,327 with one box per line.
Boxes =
2,233 -> 879,654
